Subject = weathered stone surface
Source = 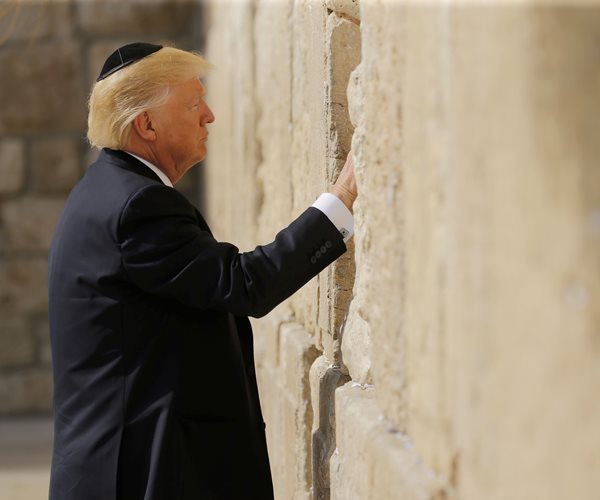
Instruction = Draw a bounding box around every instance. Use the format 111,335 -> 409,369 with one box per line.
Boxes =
287,0 -> 330,332
203,2 -> 259,250
0,259 -> 48,315
310,355 -> 350,500
276,323 -> 320,500
1,197 -> 65,251
0,318 -> 35,368
76,0 -> 199,37
0,139 -> 25,195
0,1 -> 74,43
253,0 -> 294,245
0,41 -> 86,134
31,138 -> 81,193
204,2 -> 600,499
0,369 -> 53,415
326,0 -> 360,21
325,12 -> 361,164
340,295 -> 372,382
318,12 -> 360,364
331,382 -> 451,500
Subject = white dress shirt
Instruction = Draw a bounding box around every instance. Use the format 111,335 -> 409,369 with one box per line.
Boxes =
124,152 -> 354,242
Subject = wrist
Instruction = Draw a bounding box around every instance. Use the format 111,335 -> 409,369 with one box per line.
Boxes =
330,186 -> 356,211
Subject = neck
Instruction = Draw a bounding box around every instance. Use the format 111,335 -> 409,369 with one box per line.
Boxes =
124,142 -> 179,184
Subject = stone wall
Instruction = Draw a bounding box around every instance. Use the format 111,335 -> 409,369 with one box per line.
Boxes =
0,0 -> 204,415
204,1 -> 600,499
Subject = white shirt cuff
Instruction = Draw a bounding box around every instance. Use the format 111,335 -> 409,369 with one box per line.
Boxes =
312,193 -> 354,242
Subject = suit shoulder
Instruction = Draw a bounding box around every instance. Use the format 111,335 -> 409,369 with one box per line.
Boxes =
122,183 -> 196,218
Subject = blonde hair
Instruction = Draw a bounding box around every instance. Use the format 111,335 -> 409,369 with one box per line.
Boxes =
87,47 -> 212,150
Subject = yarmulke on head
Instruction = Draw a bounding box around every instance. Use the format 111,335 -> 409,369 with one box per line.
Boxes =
88,45 -> 212,151
97,42 -> 163,81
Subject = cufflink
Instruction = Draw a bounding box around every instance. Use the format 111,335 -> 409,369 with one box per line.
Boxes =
340,228 -> 349,238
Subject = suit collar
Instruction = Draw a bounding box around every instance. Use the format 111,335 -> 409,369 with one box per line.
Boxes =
99,148 -> 164,184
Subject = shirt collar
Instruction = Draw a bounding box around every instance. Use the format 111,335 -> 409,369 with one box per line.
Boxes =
124,152 -> 173,187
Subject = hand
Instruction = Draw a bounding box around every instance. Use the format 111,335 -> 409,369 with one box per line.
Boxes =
331,151 -> 358,210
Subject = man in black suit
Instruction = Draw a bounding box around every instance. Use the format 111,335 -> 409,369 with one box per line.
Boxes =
48,43 -> 356,500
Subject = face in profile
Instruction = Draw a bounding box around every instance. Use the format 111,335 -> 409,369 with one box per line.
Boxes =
152,78 -> 215,179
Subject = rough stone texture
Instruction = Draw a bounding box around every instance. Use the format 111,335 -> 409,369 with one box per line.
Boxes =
310,356 -> 350,500
76,0 -> 199,37
0,139 -> 25,195
0,1 -> 74,42
205,0 -> 600,499
255,322 -> 320,500
0,259 -> 49,316
288,0 -> 331,334
204,2 -> 260,250
326,0 -> 360,21
31,138 -> 82,193
0,41 -> 86,134
331,383 -> 450,500
317,13 -> 360,364
1,197 -> 65,251
0,370 -> 53,414
0,318 -> 35,368
279,323 -> 319,499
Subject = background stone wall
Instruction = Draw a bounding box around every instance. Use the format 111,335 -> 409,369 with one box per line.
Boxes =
0,0 -> 204,415
204,1 -> 600,499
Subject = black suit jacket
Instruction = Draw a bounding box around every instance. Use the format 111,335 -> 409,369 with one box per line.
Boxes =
48,149 -> 346,499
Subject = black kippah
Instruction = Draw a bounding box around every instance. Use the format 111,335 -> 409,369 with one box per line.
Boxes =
97,42 -> 163,82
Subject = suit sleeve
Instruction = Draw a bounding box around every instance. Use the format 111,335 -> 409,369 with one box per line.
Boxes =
118,184 -> 346,317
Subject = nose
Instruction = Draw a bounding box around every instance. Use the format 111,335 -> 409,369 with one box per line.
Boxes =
202,103 -> 215,125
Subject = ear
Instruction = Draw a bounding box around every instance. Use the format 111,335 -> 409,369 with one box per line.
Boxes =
131,112 -> 157,142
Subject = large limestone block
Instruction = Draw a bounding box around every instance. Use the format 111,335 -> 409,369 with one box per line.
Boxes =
289,0 -> 330,330
310,355 -> 350,500
317,12 -> 360,362
0,139 -> 25,195
31,138 -> 82,193
76,0 -> 198,37
253,0 -> 295,244
204,2 -> 259,250
440,6 -> 600,500
346,0 -> 404,412
317,253 -> 354,363
277,323 -> 320,500
0,0 -> 74,42
1,197 -> 65,251
0,41 -> 86,134
0,369 -> 53,415
325,12 -> 361,164
331,383 -> 450,500
392,3 -> 455,480
0,318 -> 35,368
0,259 -> 48,315
252,302 -> 294,376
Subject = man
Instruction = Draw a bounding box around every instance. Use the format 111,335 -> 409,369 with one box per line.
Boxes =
48,43 -> 357,500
